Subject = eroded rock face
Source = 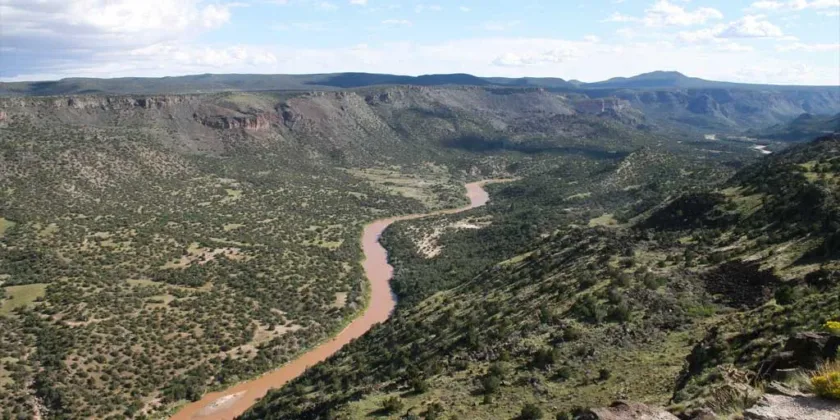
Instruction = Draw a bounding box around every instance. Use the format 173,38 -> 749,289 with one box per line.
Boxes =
197,113 -> 273,131
783,332 -> 840,370
743,394 -> 840,420
57,96 -> 190,110
764,332 -> 840,373
581,401 -> 679,420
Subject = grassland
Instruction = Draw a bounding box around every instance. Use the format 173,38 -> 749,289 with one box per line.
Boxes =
0,283 -> 46,315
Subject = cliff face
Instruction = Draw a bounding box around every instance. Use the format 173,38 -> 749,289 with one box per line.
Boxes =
606,88 -> 840,130
0,87 -> 593,164
1,84 -> 837,165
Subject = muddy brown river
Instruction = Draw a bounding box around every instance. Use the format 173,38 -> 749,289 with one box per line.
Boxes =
170,181 -> 499,420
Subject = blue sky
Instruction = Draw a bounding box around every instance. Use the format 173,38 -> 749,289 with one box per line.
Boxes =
1,0 -> 838,84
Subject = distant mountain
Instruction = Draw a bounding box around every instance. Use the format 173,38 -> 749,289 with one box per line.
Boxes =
1,71 -> 838,132
2,71 -> 836,97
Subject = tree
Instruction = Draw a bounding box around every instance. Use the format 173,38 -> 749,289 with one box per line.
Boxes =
381,396 -> 404,414
519,403 -> 543,420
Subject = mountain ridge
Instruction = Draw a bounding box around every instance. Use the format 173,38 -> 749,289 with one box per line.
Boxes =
2,71 -> 838,97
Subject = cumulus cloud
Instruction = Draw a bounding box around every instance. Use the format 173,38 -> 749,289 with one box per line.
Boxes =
602,1 -> 723,27
678,15 -> 788,43
381,19 -> 412,26
642,0 -> 723,26
719,15 -> 785,37
749,0 -> 840,10
481,21 -> 522,31
601,12 -> 638,23
777,42 -> 840,51
129,44 -> 278,67
493,44 -> 583,67
1,0 -> 233,51
414,4 -> 442,13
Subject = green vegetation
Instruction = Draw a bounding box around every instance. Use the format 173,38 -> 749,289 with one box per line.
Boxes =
0,217 -> 14,237
2,82 -> 833,419
0,283 -> 46,315
812,361 -> 840,400
244,135 -> 840,419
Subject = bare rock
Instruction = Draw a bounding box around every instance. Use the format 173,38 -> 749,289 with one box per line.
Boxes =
743,394 -> 840,420
765,381 -> 807,398
581,401 -> 679,420
782,332 -> 840,370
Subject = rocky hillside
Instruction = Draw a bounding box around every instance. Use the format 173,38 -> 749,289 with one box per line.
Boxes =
749,112 -> 840,142
242,135 -> 840,420
3,71 -> 838,134
0,86 -> 677,167
0,84 -> 747,419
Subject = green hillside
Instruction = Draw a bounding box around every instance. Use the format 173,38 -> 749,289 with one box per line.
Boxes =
242,135 -> 840,419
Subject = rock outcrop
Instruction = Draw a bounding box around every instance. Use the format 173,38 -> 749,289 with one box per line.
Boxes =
197,113 -> 273,131
580,401 -> 679,420
743,394 -> 840,420
761,332 -> 840,375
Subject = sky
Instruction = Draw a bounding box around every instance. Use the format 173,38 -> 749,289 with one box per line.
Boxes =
0,0 -> 838,85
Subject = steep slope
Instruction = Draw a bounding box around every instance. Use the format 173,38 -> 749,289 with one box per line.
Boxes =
4,72 -> 838,134
749,112 -> 840,142
3,71 -> 836,97
242,135 -> 840,420
0,85 -> 715,419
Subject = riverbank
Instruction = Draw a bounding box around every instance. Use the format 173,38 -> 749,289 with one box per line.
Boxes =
169,180 -> 503,420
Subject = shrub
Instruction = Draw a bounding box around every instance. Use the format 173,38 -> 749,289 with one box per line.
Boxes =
532,348 -> 559,370
812,361 -> 840,400
598,368 -> 612,381
562,325 -> 582,342
825,321 -> 840,335
424,402 -> 444,420
608,301 -> 631,322
481,375 -> 501,394
381,396 -> 404,414
519,403 -> 543,420
411,377 -> 429,394
774,285 -> 797,305
556,366 -> 572,381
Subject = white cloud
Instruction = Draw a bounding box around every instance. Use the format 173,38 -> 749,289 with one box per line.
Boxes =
777,42 -> 840,51
602,1 -> 723,26
414,4 -> 442,13
382,19 -> 412,26
201,4 -> 232,28
318,2 -> 338,11
749,1 -> 786,10
272,22 -> 331,31
1,0 -> 233,53
678,15 -> 788,43
481,21 -> 521,31
583,35 -> 601,43
4,36 -> 838,86
716,42 -> 755,52
749,0 -> 840,10
460,6 -> 471,12
349,0 -> 367,5
719,15 -> 785,37
601,12 -> 639,23
493,48 -> 581,67
642,0 -> 723,26
128,44 -> 277,67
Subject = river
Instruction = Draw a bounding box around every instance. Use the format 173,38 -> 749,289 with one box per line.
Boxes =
170,180 -> 499,419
